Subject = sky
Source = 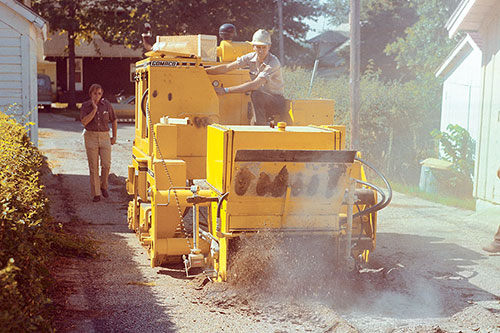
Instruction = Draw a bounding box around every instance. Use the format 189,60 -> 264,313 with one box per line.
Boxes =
304,15 -> 331,39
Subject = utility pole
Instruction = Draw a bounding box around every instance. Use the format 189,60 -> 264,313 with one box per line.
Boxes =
350,0 -> 360,150
278,0 -> 285,65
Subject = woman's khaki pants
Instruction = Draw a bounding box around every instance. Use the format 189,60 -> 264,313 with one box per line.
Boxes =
84,130 -> 111,197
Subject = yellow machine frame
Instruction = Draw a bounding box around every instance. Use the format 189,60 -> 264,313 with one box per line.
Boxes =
126,34 -> 388,280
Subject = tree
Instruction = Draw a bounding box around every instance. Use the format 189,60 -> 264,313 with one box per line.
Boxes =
32,0 -> 321,106
325,0 -> 460,80
31,0 -> 129,108
325,0 -> 418,79
96,0 -> 321,64
385,0 -> 461,79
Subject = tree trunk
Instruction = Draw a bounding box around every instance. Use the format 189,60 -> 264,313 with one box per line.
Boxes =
67,3 -> 76,109
68,29 -> 76,109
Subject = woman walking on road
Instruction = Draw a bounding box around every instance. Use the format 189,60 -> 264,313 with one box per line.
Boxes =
80,83 -> 117,202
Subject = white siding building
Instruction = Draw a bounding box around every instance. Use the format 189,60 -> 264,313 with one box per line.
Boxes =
0,0 -> 47,145
436,34 -> 482,144
446,0 -> 500,208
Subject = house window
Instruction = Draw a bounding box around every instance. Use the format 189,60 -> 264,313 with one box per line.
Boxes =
67,58 -> 83,91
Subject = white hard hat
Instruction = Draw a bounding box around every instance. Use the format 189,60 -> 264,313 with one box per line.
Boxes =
251,29 -> 271,46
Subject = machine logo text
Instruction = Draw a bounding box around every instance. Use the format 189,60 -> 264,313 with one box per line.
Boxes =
150,61 -> 178,67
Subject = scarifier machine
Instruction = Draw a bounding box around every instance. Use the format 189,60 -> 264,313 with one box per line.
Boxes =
126,34 -> 391,281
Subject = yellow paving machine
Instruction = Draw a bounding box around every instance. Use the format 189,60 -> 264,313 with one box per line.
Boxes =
126,34 -> 391,281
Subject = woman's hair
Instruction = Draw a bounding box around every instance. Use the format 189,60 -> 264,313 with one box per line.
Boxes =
89,83 -> 103,95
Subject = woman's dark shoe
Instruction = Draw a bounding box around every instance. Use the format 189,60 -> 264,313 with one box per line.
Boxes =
93,196 -> 101,202
101,189 -> 109,198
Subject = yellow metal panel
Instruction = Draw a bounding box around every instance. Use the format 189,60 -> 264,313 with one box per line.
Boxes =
156,238 -> 192,256
154,124 -> 178,159
206,125 -> 230,192
151,188 -> 183,239
288,99 -> 335,126
137,171 -> 147,200
217,40 -> 253,62
155,238 -> 210,257
149,159 -> 186,190
322,125 -> 346,150
226,160 -> 352,230
177,125 -> 207,157
207,70 -> 252,125
151,188 -> 211,245
154,189 -> 211,206
228,215 -> 340,230
139,203 -> 151,231
227,198 -> 344,218
231,127 -> 337,151
132,145 -> 149,164
156,35 -> 217,61
149,66 -> 219,123
126,165 -> 135,195
152,205 -> 183,238
137,137 -> 151,157
229,215 -> 281,229
183,156 -> 206,179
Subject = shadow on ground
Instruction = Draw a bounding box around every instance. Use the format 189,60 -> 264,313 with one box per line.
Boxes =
44,170 -> 179,332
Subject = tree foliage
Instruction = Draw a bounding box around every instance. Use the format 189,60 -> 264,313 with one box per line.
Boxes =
31,0 -> 129,107
385,0 -> 461,78
284,67 -> 441,183
32,0 -> 321,94
95,0 -> 321,62
325,0 -> 460,79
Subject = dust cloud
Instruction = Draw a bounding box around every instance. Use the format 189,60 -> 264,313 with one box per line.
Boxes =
225,231 -> 445,320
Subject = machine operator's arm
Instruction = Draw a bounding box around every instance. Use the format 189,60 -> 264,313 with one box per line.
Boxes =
205,61 -> 239,75
215,76 -> 266,95
206,61 -> 266,95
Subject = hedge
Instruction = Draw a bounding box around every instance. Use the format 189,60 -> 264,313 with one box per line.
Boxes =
0,109 -> 53,331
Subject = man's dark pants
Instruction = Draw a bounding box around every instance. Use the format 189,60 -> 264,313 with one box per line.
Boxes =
251,90 -> 291,125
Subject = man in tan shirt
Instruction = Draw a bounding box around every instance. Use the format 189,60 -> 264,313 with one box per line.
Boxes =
80,84 -> 117,202
206,29 -> 290,125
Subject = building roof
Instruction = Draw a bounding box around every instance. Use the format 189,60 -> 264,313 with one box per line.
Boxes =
44,32 -> 143,58
435,33 -> 482,78
446,0 -> 497,37
1,0 -> 48,39
307,30 -> 349,45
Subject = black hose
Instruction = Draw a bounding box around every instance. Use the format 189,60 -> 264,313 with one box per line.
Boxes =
353,179 -> 386,219
217,192 -> 229,219
356,202 -> 363,242
140,88 -> 149,117
352,157 -> 392,219
216,192 -> 229,233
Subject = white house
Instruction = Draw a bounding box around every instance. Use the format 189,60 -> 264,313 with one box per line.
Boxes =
0,0 -> 47,145
446,0 -> 500,209
435,33 -> 482,144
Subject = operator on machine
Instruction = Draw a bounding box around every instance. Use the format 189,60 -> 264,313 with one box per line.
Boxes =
206,29 -> 291,125
218,23 -> 236,42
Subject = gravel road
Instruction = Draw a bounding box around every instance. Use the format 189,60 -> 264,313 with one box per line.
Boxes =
38,112 -> 500,332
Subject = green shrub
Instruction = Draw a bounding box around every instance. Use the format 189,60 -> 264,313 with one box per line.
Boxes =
0,108 -> 54,331
283,67 -> 441,184
0,107 -> 98,331
431,124 -> 475,197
